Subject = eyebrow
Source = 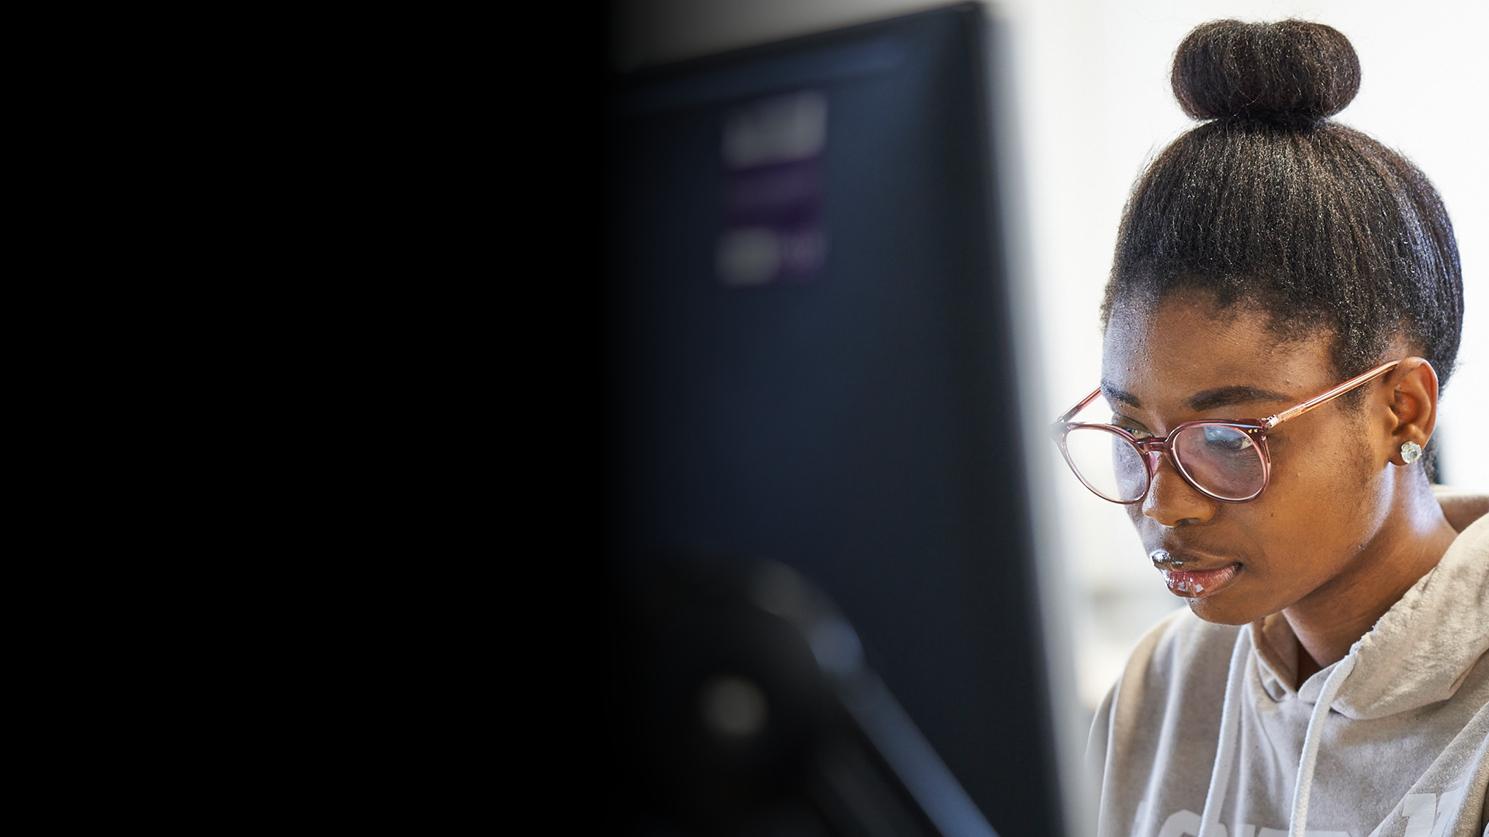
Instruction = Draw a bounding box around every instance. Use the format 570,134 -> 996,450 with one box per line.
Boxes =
1100,381 -> 1144,409
1100,381 -> 1295,412
1186,385 -> 1294,412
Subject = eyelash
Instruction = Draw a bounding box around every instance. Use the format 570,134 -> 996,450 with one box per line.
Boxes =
1110,415 -> 1152,437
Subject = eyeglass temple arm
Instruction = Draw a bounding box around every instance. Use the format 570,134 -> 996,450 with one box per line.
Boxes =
1262,360 -> 1400,430
1057,388 -> 1104,424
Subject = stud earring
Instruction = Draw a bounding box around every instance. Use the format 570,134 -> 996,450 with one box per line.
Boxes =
1400,440 -> 1422,464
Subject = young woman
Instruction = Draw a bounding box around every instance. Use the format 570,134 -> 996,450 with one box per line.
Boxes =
1057,20 -> 1489,837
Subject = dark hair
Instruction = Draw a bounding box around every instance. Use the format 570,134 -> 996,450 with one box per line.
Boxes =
1101,20 -> 1463,399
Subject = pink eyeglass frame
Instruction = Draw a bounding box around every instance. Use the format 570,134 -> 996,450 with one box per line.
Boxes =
1051,360 -> 1401,504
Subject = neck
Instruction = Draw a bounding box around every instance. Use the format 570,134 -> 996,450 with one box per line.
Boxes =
1283,479 -> 1457,689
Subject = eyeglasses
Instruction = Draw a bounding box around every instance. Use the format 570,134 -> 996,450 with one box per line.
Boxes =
1051,360 -> 1400,504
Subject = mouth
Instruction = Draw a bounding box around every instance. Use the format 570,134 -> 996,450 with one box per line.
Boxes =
1149,549 -> 1244,600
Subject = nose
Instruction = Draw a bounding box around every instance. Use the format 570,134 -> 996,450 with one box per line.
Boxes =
1139,449 -> 1215,527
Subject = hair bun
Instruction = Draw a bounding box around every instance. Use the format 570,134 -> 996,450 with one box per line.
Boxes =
1172,19 -> 1360,127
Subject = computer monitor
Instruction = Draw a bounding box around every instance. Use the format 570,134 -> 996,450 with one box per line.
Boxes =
605,4 -> 1075,834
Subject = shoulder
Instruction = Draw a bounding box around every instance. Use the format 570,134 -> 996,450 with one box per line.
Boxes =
1433,485 -> 1489,536
1126,606 -> 1244,685
1088,607 -> 1244,790
1105,606 -> 1245,721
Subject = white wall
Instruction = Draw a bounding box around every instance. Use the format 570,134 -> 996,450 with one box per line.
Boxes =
611,0 -> 1489,722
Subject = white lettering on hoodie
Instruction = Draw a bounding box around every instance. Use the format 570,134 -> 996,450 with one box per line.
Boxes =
1156,808 -> 1351,835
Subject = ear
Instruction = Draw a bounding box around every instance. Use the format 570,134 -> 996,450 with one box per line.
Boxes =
1382,357 -> 1439,467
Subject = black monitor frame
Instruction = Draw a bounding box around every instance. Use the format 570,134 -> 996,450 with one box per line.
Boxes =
605,5 -> 1072,834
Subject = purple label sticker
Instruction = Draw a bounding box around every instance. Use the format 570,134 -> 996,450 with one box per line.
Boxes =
718,91 -> 828,287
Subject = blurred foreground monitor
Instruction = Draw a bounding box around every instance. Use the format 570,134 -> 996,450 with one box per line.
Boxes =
605,4 -> 1074,835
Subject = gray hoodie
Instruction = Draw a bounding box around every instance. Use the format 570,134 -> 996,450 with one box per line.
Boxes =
1087,489 -> 1489,837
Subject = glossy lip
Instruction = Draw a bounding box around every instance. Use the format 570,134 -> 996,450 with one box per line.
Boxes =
1160,563 -> 1243,599
1148,547 -> 1244,599
1150,546 -> 1241,572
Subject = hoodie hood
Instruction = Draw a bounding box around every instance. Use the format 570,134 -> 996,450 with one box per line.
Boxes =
1248,489 -> 1489,720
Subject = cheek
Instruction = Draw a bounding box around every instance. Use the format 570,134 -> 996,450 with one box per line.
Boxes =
1264,438 -> 1378,545
1272,416 -> 1376,493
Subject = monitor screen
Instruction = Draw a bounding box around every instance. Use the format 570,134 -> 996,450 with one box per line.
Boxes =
605,4 -> 1074,834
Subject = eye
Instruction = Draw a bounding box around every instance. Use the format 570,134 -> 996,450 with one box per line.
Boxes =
1111,414 -> 1152,438
1201,425 -> 1253,453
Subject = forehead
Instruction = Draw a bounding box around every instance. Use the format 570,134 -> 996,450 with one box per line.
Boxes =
1101,293 -> 1335,412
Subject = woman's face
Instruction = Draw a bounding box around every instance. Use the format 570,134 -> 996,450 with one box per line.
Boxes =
1101,292 -> 1393,625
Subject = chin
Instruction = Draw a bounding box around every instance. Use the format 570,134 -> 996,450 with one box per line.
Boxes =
1185,598 -> 1259,626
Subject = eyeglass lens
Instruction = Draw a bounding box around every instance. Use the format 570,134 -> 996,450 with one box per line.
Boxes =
1172,425 -> 1265,500
1062,424 -> 1265,502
